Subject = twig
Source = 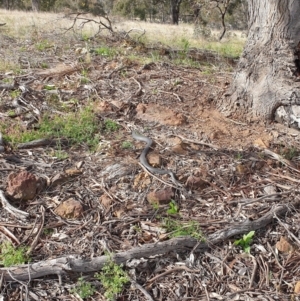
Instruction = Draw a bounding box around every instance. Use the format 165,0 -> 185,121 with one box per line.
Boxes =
0,190 -> 29,220
173,134 -> 219,150
158,90 -> 182,102
27,206 -> 45,255
0,226 -> 20,245
146,266 -> 200,286
131,280 -> 154,301
249,255 -> 257,289
274,213 -> 300,246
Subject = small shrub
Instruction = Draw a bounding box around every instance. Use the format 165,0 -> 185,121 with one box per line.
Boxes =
95,259 -> 129,301
0,241 -> 30,267
121,141 -> 133,149
104,119 -> 119,132
72,277 -> 95,299
163,218 -> 204,240
234,231 -> 255,253
167,200 -> 179,215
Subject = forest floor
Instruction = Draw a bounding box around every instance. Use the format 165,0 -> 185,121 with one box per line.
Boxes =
1,11 -> 300,301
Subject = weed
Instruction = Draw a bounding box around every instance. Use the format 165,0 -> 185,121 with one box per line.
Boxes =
81,69 -> 90,84
51,149 -> 69,160
2,107 -> 100,149
235,152 -> 243,160
0,241 -> 30,267
151,202 -> 159,210
43,228 -> 54,235
9,90 -> 20,98
282,147 -> 298,160
121,141 -> 133,149
163,218 -> 204,240
167,200 -> 179,215
95,259 -> 129,301
35,40 -> 51,51
104,119 -> 119,132
94,46 -> 116,58
179,37 -> 190,59
44,84 -> 56,90
234,231 -> 255,254
7,110 -> 16,117
40,62 -> 49,69
72,277 -> 95,299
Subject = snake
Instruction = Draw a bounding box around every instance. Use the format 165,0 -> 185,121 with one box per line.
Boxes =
132,131 -> 182,187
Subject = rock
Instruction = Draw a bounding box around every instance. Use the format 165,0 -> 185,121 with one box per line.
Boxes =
147,153 -> 161,167
50,173 -> 69,187
133,172 -> 151,190
54,198 -> 83,219
185,175 -> 209,190
276,236 -> 294,253
99,194 -> 112,211
6,171 -> 41,200
274,105 -> 300,128
146,187 -> 174,205
295,281 -> 300,294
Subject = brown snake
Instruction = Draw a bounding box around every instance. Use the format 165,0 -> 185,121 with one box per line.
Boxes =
132,131 -> 183,187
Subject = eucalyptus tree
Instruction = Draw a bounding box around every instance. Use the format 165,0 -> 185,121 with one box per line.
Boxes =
218,0 -> 300,127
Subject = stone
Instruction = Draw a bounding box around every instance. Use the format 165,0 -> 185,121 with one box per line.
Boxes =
54,198 -> 83,219
146,187 -> 174,205
6,171 -> 40,200
185,175 -> 209,190
276,236 -> 294,253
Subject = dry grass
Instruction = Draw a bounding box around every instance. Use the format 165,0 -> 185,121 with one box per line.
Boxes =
114,19 -> 246,57
0,9 -> 245,58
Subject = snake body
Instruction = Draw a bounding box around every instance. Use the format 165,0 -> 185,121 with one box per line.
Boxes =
132,131 -> 181,186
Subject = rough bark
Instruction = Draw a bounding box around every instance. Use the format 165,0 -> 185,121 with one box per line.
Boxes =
31,0 -> 39,11
170,0 -> 182,25
0,202 -> 292,282
218,0 -> 300,123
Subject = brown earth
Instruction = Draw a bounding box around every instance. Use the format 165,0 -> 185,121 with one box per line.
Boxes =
1,28 -> 300,301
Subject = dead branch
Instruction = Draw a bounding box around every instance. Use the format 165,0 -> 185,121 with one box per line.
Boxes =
0,201 -> 295,282
0,190 -> 29,220
64,13 -> 114,38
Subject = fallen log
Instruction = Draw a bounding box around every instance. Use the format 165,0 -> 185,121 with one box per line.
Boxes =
0,202 -> 295,282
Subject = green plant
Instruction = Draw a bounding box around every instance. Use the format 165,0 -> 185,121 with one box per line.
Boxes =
167,200 -> 179,215
2,107 -> 101,150
81,69 -> 90,84
40,62 -> 49,69
234,231 -> 255,253
43,228 -> 54,235
94,46 -> 116,57
121,141 -> 133,149
44,84 -> 56,90
104,119 -> 119,132
95,259 -> 129,301
0,241 -> 30,267
163,218 -> 204,240
9,90 -> 20,98
235,152 -> 243,160
35,40 -> 51,51
72,277 -> 95,299
282,147 -> 298,160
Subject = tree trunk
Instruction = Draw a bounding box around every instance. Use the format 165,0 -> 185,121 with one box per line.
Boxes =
31,0 -> 39,11
170,0 -> 182,25
218,0 -> 300,125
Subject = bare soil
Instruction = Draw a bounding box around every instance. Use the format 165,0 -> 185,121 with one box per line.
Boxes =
1,27 -> 300,301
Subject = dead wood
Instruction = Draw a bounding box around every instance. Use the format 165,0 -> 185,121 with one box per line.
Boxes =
0,201 -> 295,282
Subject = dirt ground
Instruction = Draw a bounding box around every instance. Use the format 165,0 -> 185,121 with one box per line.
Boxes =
1,23 -> 300,301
